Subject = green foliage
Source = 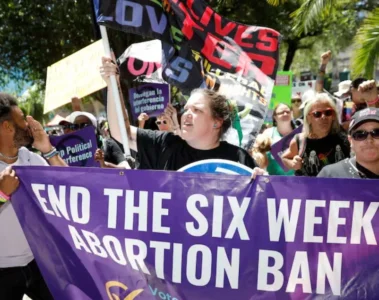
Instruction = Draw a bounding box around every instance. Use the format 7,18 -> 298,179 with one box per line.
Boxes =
0,0 -> 95,87
18,84 -> 48,124
352,8 -> 379,79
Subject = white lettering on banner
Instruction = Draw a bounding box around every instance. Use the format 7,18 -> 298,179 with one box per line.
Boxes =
67,226 -> 240,288
186,194 -> 251,240
66,140 -> 93,155
267,198 -> 378,245
257,250 -> 342,295
267,198 -> 301,242
103,189 -> 171,233
31,184 -> 90,224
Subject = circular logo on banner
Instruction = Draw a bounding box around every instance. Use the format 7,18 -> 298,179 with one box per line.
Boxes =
178,159 -> 254,175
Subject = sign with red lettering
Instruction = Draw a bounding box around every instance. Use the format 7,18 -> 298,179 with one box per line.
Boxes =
95,0 -> 281,149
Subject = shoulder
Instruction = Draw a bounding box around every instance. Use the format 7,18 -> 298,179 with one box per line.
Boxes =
19,147 -> 48,166
317,159 -> 350,178
220,142 -> 258,168
262,127 -> 274,138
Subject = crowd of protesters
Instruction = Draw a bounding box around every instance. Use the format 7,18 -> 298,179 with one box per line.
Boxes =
0,48 -> 378,299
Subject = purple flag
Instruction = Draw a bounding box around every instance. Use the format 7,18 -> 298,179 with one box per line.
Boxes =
270,125 -> 302,171
50,126 -> 100,167
11,166 -> 379,299
129,83 -> 170,120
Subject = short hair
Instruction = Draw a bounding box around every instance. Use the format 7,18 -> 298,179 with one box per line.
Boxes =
351,77 -> 368,89
303,93 -> 340,137
191,88 -> 232,138
0,93 -> 18,123
272,103 -> 291,127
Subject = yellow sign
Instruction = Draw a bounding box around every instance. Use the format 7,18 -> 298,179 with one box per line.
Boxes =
105,281 -> 144,300
44,40 -> 106,114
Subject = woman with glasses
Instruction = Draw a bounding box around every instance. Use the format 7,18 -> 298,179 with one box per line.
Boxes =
282,93 -> 350,176
100,56 -> 264,173
262,103 -> 295,175
290,94 -> 303,121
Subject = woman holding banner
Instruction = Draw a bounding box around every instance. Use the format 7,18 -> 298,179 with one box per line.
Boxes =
281,93 -> 350,176
100,57 -> 264,174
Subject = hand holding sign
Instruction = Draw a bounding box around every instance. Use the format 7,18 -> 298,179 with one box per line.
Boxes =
292,155 -> 303,170
0,166 -> 19,196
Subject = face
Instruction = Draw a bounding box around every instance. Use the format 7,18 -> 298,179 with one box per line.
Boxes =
274,104 -> 291,124
10,107 -> 33,148
307,101 -> 335,135
291,98 -> 302,110
73,116 -> 93,132
351,87 -> 366,104
181,92 -> 218,143
350,121 -> 379,163
156,115 -> 172,131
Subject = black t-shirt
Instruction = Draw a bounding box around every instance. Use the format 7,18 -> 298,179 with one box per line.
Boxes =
295,133 -> 350,177
136,129 -> 258,171
103,138 -> 126,165
318,158 -> 379,179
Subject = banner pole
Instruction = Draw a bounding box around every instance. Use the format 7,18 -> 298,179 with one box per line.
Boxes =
99,26 -> 131,160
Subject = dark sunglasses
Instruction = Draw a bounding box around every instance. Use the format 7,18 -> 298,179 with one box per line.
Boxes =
291,99 -> 302,104
156,120 -> 167,125
351,129 -> 379,141
310,109 -> 334,118
62,123 -> 91,130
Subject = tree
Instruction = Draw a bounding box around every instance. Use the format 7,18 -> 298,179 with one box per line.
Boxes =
18,84 -> 48,123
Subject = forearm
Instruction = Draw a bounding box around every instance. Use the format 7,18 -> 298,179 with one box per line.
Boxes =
281,157 -> 294,170
47,155 -> 68,166
316,63 -> 327,93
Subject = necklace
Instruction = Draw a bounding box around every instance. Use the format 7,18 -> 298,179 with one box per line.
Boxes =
0,151 -> 19,160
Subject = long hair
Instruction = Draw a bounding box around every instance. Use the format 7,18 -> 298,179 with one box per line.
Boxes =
303,93 -> 340,137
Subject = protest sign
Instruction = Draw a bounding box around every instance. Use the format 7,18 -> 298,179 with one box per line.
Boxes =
50,126 -> 100,167
270,126 -> 303,171
44,40 -> 106,114
266,71 -> 292,123
128,83 -> 170,119
95,0 -> 281,149
292,80 -> 316,99
12,167 -> 379,299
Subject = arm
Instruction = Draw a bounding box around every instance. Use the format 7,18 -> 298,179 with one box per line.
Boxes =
100,56 -> 138,152
165,104 -> 182,137
138,113 -> 149,129
358,80 -> 379,107
281,137 -> 303,170
0,167 -> 19,209
316,50 -> 331,93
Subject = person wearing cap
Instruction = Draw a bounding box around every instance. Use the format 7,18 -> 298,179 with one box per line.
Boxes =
318,107 -> 379,178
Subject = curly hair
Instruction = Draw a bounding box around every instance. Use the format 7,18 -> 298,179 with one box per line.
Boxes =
191,88 -> 233,138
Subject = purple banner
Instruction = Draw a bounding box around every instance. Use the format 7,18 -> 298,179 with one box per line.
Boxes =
270,126 -> 302,171
11,166 -> 379,299
128,83 -> 170,120
50,126 -> 99,167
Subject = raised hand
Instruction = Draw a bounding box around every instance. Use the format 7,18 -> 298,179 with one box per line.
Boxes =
0,166 -> 19,196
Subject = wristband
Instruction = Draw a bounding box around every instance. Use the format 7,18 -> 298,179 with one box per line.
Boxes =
366,96 -> 379,106
0,190 -> 10,201
43,147 -> 59,160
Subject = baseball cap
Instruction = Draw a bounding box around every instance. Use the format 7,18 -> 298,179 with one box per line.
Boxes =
334,80 -> 352,97
68,111 -> 97,127
348,108 -> 379,133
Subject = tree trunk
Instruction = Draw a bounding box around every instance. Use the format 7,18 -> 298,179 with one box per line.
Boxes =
283,39 -> 299,71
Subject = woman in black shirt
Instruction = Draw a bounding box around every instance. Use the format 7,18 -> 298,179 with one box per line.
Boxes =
100,57 -> 262,173
282,93 -> 350,176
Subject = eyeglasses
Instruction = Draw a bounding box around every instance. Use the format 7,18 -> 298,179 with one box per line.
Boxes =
291,99 -> 302,104
275,110 -> 291,116
156,120 -> 167,125
351,129 -> 379,141
310,109 -> 334,118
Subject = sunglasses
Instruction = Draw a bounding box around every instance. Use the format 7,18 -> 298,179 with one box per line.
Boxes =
291,99 -> 302,104
156,120 -> 168,125
351,129 -> 379,141
310,109 -> 334,118
62,123 -> 91,130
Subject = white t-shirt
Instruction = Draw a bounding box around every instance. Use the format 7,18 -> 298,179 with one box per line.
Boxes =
0,147 -> 48,268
